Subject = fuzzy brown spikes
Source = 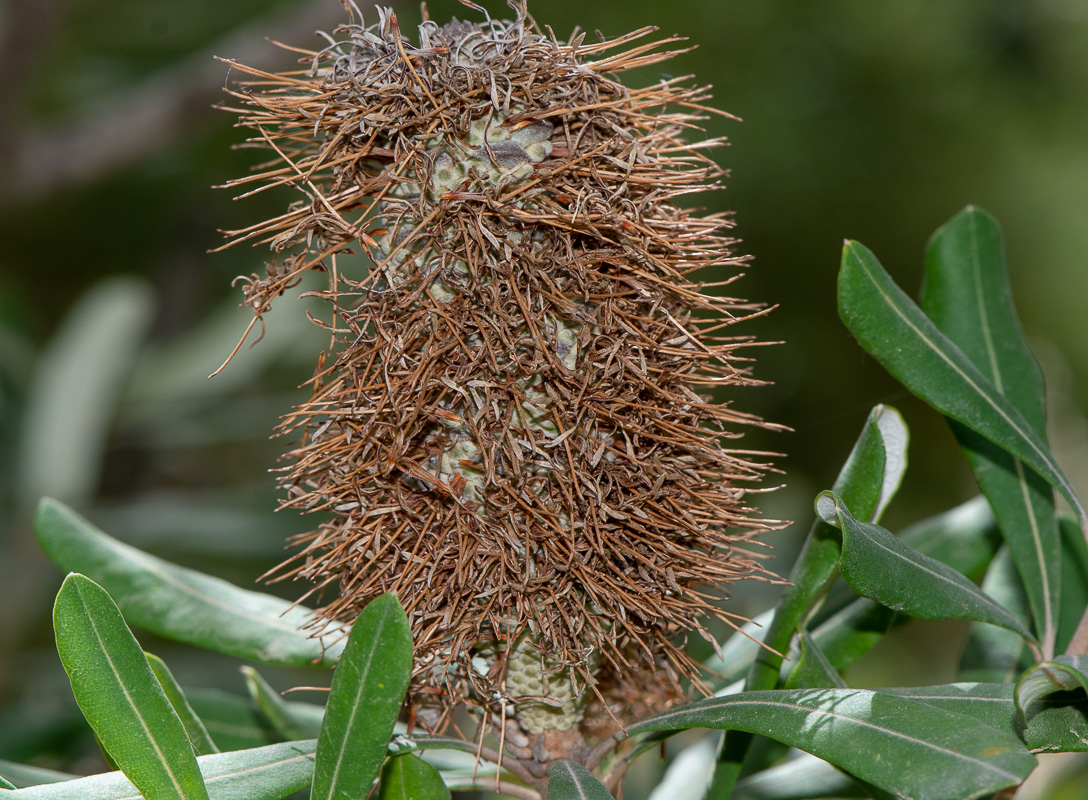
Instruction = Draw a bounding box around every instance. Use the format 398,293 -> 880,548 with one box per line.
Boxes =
220,2 -> 781,739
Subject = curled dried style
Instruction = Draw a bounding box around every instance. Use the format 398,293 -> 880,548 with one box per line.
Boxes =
219,0 -> 783,772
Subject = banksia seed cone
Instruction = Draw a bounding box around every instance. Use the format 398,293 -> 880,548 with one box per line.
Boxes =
220,0 -> 780,756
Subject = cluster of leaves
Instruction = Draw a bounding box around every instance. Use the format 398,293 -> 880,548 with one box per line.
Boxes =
2,207 -> 1087,799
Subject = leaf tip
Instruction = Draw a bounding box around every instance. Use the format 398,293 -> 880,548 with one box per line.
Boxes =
815,491 -> 840,526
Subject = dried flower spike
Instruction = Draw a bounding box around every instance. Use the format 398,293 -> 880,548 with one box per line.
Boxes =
219,0 -> 781,770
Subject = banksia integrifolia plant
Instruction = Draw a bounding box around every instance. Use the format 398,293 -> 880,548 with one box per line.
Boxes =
218,0 -> 782,774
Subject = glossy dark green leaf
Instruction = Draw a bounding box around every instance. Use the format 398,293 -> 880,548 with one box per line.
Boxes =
146,654 -> 219,756
919,207 -> 1046,428
53,574 -> 209,800
810,497 -> 1003,672
35,498 -> 340,667
312,594 -> 412,800
377,754 -> 450,800
816,492 -> 1036,647
878,683 -> 1018,733
1,741 -> 316,800
837,239 -> 1086,532
241,667 -> 316,741
631,688 -> 1036,800
1021,693 -> 1088,753
957,548 -> 1033,683
547,761 -> 614,800
886,681 -> 1088,753
922,206 -> 1060,657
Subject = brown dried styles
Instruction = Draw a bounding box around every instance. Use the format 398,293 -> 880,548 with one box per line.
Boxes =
218,1 -> 782,744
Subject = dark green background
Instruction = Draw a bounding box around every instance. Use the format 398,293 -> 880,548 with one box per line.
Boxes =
1,0 -> 1085,793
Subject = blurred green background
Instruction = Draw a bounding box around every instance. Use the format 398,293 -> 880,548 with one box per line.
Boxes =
1,0 -> 1086,795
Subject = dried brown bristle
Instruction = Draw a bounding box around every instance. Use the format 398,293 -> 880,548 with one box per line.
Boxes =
219,0 -> 783,743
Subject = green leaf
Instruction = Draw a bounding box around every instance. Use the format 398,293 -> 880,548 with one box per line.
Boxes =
146,654 -> 219,756
547,761 -> 614,800
0,763 -> 75,789
733,753 -> 866,799
1016,655 -> 1088,723
377,754 -> 451,800
1,741 -> 316,800
185,690 -> 280,752
957,548 -> 1033,683
922,206 -> 1060,657
811,496 -> 1003,673
886,681 -> 1088,753
878,683 -> 1018,734
35,498 -> 341,667
52,574 -> 209,800
311,594 -> 412,800
747,405 -> 907,689
816,492 -> 1037,647
1,776 -> 15,791
17,278 -> 153,507
646,734 -> 719,800
1057,516 -> 1088,653
713,407 -> 908,800
631,689 -> 1036,800
241,667 -> 316,741
784,631 -> 846,690
837,239 -> 1086,533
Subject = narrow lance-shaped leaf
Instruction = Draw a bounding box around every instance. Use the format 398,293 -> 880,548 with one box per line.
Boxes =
810,496 -> 1003,674
816,492 -> 1038,653
35,498 -> 341,667
145,654 -> 219,756
631,688 -> 1036,800
837,239 -> 1086,534
53,574 -> 209,800
548,761 -> 615,800
1,741 -> 316,800
922,206 -> 1060,658
377,754 -> 451,800
311,594 -> 413,800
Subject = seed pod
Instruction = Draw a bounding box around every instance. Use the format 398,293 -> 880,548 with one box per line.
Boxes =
220,1 -> 781,755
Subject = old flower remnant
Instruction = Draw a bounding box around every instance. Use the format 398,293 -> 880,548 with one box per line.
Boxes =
218,0 -> 782,777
